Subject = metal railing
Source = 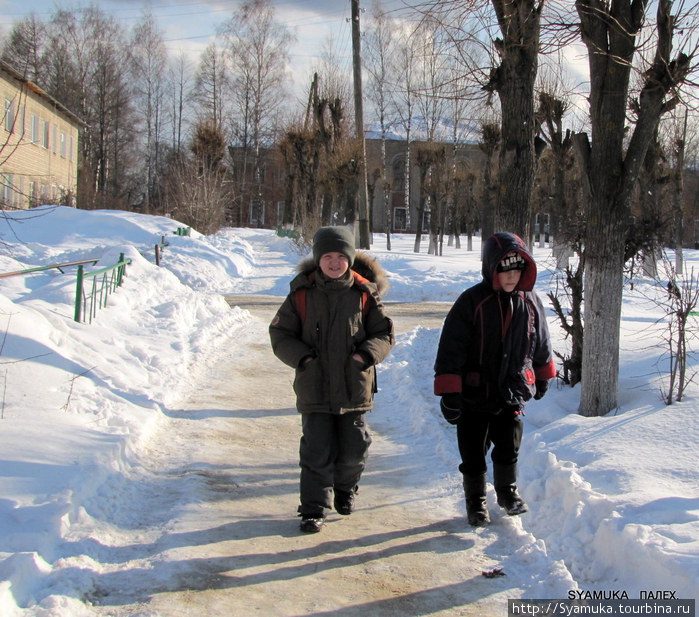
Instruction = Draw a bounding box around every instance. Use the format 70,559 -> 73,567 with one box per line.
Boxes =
74,253 -> 132,323
0,258 -> 99,279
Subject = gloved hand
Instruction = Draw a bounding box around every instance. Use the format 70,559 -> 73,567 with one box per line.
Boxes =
534,379 -> 549,400
440,393 -> 462,425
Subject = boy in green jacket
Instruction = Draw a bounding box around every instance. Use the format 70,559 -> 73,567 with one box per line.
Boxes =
270,226 -> 394,533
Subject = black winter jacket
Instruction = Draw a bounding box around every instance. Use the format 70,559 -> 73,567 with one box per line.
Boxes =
270,253 -> 394,414
434,232 -> 556,412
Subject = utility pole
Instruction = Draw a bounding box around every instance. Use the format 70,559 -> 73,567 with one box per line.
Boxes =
351,0 -> 371,249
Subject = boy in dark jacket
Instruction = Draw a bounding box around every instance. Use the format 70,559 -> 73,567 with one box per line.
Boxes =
434,231 -> 555,526
270,226 -> 394,533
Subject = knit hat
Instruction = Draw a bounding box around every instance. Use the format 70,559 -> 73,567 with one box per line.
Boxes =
312,226 -> 356,266
497,251 -> 526,273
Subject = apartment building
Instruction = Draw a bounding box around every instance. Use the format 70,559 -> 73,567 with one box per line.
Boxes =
1,60 -> 83,209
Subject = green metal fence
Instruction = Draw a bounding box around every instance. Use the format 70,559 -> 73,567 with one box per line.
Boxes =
74,254 -> 132,323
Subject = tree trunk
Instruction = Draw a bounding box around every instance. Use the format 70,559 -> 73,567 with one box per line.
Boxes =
576,0 -> 691,416
489,0 -> 541,241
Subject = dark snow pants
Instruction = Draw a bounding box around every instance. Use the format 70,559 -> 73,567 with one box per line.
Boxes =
298,410 -> 372,516
456,410 -> 523,477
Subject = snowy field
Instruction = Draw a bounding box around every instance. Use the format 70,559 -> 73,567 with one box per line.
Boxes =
0,206 -> 697,615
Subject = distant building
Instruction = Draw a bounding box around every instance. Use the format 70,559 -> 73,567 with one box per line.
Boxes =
228,137 -> 485,233
0,60 -> 84,209
365,138 -> 484,233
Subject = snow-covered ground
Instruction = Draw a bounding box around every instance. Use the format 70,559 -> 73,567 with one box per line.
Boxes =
0,206 -> 697,615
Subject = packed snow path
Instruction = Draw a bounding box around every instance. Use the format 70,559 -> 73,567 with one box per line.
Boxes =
74,297 -> 571,616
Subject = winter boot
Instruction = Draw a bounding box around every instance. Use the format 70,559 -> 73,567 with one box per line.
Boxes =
463,473 -> 490,527
334,487 -> 357,516
299,512 -> 325,533
494,463 -> 528,516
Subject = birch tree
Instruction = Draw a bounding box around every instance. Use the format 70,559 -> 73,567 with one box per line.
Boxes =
365,2 -> 397,249
219,0 -> 294,226
130,9 -> 167,213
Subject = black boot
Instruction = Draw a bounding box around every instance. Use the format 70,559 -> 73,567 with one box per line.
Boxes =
494,463 -> 528,515
463,473 -> 490,526
334,487 -> 357,516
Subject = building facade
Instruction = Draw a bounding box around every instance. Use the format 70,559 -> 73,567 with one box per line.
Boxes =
1,60 -> 83,209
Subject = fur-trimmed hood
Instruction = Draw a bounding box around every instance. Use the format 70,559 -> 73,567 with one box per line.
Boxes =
296,251 -> 390,297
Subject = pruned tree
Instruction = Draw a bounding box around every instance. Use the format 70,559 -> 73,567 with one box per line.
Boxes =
168,121 -> 229,234
576,0 -> 695,416
483,0 -> 544,240
536,89 -> 574,268
479,121 -> 500,250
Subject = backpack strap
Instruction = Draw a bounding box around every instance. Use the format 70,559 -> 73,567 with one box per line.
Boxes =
352,270 -> 372,319
294,287 -> 307,322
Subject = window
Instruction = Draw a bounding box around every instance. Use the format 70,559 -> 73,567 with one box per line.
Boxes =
248,197 -> 265,226
69,136 -> 74,161
42,120 -> 49,149
53,125 -> 58,153
4,98 -> 15,133
276,201 -> 284,226
421,208 -> 431,232
31,114 -> 39,143
394,207 -> 407,231
60,132 -> 66,158
392,159 -> 406,192
2,174 -> 13,206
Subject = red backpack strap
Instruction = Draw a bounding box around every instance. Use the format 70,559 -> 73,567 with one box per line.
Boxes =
351,270 -> 374,320
294,287 -> 307,323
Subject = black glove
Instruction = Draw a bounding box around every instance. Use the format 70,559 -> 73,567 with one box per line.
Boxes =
440,393 -> 462,425
534,379 -> 549,400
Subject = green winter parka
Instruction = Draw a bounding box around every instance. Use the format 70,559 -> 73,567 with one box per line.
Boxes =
269,253 -> 394,414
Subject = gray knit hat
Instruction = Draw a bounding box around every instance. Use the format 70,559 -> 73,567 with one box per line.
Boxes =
312,226 -> 356,266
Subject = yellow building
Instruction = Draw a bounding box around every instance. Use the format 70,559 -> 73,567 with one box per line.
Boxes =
1,60 -> 84,209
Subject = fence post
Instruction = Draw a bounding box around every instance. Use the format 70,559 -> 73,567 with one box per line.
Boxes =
117,253 -> 126,286
74,265 -> 84,322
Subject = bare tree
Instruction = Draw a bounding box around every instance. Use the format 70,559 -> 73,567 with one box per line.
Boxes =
219,0 -> 294,227
365,2 -> 397,250
41,7 -> 137,210
193,43 -> 230,133
130,9 -> 168,213
576,0 -> 695,416
1,14 -> 47,83
389,21 -> 420,248
167,52 -> 193,159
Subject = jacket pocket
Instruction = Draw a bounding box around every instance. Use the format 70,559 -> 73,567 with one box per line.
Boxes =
345,356 -> 374,406
294,357 -> 324,407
